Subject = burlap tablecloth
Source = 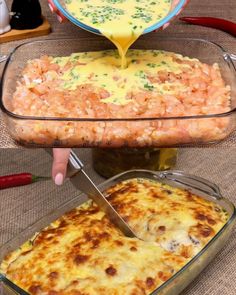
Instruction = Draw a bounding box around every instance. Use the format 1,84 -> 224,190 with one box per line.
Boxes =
0,0 -> 236,147
0,148 -> 236,294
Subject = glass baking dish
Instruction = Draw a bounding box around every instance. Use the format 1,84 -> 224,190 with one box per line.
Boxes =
1,37 -> 236,148
0,170 -> 235,295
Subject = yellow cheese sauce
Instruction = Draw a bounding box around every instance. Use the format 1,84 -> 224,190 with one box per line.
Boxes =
65,0 -> 172,67
52,49 -> 194,105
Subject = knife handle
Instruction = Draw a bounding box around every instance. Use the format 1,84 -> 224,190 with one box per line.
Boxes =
69,151 -> 84,171
44,148 -> 82,178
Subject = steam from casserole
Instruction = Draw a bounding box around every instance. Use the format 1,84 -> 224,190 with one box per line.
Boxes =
1,178 -> 228,295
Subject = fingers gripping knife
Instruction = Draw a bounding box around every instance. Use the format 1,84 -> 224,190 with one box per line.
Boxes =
62,150 -> 136,238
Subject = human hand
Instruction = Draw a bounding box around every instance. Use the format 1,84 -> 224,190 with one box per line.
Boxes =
154,0 -> 188,31
52,148 -> 71,185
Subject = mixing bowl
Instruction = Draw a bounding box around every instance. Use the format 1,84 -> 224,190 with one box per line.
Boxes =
48,0 -> 189,34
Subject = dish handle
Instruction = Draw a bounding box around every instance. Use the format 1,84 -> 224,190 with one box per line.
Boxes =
229,53 -> 236,64
224,52 -> 236,66
0,55 -> 8,63
0,274 -> 28,295
158,170 -> 222,199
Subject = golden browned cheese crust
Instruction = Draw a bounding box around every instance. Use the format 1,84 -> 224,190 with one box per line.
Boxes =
1,179 -> 228,295
106,178 -> 228,258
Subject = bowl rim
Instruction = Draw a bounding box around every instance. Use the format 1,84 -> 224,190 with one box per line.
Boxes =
0,37 -> 236,122
53,0 -> 188,35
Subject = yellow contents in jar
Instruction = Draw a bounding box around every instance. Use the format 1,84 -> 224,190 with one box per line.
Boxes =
65,0 -> 172,68
92,148 -> 178,178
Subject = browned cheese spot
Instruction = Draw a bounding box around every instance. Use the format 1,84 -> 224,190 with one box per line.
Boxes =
197,223 -> 214,238
92,239 -> 100,249
21,250 -> 32,256
84,232 -> 93,242
196,213 -> 206,221
64,208 -> 78,220
48,291 -> 60,295
99,232 -> 111,240
146,277 -> 155,288
88,207 -> 100,214
207,217 -> 216,225
28,285 -> 42,295
74,254 -> 90,265
158,226 -> 166,232
48,271 -> 59,279
58,219 -> 68,228
130,246 -> 138,252
158,271 -> 171,281
106,185 -> 131,201
163,189 -> 172,195
149,188 -> 164,199
186,191 -> 194,201
115,240 -> 124,246
214,206 -> 221,212
71,280 -> 79,285
105,266 -> 117,276
180,245 -> 192,258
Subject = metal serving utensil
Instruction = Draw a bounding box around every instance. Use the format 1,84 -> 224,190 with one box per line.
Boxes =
66,150 -> 136,238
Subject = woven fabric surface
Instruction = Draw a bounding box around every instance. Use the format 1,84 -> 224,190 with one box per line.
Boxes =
0,148 -> 235,294
0,0 -> 236,147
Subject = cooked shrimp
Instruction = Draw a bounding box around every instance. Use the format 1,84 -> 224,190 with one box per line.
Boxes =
11,50 -> 231,147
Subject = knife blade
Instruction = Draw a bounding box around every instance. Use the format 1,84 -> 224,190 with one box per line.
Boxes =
69,151 -> 136,238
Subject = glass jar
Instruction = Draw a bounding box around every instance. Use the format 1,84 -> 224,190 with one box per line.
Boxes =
92,148 -> 178,178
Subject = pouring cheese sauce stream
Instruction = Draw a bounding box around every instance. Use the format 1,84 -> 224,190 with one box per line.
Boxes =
51,0 -> 190,105
65,0 -> 172,68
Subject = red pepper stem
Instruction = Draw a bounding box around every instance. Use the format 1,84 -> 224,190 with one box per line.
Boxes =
31,175 -> 51,183
179,17 -> 236,37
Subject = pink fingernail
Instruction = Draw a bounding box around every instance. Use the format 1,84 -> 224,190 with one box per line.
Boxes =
57,15 -> 63,23
48,3 -> 54,12
54,173 -> 64,186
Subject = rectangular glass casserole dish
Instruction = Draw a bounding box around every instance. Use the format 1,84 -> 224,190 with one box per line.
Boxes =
0,170 -> 235,295
1,37 -> 236,148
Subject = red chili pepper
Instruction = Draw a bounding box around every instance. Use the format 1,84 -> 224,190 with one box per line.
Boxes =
179,17 -> 236,37
0,173 -> 49,190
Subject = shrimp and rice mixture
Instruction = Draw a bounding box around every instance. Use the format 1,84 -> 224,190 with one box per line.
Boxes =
10,49 -> 231,146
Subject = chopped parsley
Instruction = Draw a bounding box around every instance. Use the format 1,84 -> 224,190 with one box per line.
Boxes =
79,5 -> 124,25
144,83 -> 154,91
147,63 -> 156,68
132,7 -> 153,23
106,0 -> 125,3
135,70 -> 147,79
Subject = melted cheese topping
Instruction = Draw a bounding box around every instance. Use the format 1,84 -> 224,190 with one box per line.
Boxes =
65,0 -> 172,67
106,179 -> 228,257
52,49 -> 195,105
1,179 -> 228,295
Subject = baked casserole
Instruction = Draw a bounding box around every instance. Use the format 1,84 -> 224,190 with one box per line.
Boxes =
0,178 -> 229,295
